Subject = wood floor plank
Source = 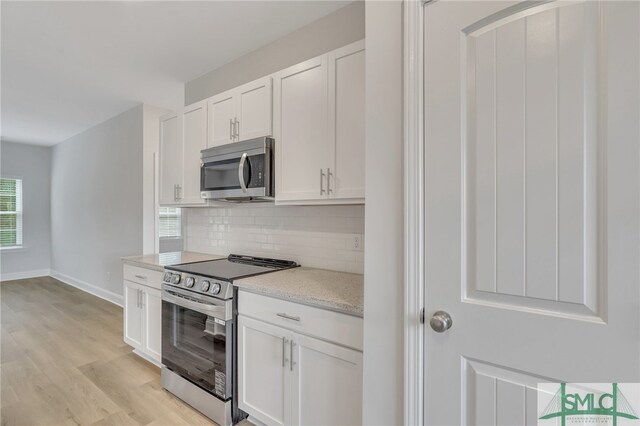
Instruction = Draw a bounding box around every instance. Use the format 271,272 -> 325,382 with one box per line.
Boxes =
0,277 -> 219,426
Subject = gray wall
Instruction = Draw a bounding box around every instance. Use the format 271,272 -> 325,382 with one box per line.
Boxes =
185,1 -> 365,104
50,105 -> 143,302
363,1 -> 403,424
0,141 -> 52,278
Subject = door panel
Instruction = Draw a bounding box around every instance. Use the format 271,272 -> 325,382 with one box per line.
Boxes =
123,281 -> 142,349
237,77 -> 272,140
292,334 -> 363,426
159,113 -> 182,205
274,56 -> 328,202
208,92 -> 236,147
143,287 -> 162,363
182,101 -> 207,204
329,40 -> 365,200
238,315 -> 290,426
424,1 -> 639,424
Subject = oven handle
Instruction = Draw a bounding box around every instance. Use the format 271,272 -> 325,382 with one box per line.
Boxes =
162,289 -> 229,320
238,152 -> 248,193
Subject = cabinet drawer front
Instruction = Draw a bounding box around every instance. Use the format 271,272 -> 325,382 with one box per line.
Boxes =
123,264 -> 163,289
238,291 -> 363,351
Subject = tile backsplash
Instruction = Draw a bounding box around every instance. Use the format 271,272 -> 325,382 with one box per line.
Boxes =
185,204 -> 365,274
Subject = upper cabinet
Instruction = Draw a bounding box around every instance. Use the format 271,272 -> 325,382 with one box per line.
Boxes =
159,100 -> 207,206
274,40 -> 365,204
208,76 -> 273,148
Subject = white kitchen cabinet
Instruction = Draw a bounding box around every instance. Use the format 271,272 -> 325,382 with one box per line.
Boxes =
238,315 -> 290,426
238,292 -> 363,426
159,101 -> 207,206
208,76 -> 272,148
274,40 -> 365,204
122,264 -> 163,366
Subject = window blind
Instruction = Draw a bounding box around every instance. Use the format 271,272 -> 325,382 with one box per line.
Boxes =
0,178 -> 23,247
159,207 -> 182,238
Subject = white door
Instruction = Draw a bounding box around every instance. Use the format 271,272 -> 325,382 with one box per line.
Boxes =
159,112 -> 182,205
274,55 -> 329,202
237,76 -> 272,141
238,315 -> 291,426
142,287 -> 162,364
181,101 -> 207,205
291,333 -> 362,426
328,40 -> 365,201
423,1 -> 639,424
123,280 -> 143,349
208,91 -> 236,147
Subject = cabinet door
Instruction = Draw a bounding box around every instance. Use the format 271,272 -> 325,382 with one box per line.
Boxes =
208,91 -> 236,147
238,315 -> 291,426
291,334 -> 363,426
237,76 -> 272,140
142,287 -> 162,364
274,55 -> 329,202
328,40 -> 365,201
181,101 -> 207,205
123,281 -> 143,349
159,112 -> 182,205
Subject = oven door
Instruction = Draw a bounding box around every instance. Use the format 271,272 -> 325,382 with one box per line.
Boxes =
161,289 -> 232,400
200,152 -> 271,199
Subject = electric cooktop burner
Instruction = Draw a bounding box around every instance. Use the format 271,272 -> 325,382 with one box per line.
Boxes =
165,254 -> 299,282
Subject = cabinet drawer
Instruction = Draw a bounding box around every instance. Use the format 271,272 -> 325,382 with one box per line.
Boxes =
238,290 -> 363,351
123,264 -> 163,289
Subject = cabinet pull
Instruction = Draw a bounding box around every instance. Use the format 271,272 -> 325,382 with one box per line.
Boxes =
276,312 -> 301,322
290,340 -> 295,371
176,185 -> 182,200
229,118 -> 234,140
173,184 -> 177,201
136,289 -> 140,308
235,118 -> 240,139
327,168 -> 333,194
320,169 -> 326,195
282,337 -> 287,367
134,274 -> 147,280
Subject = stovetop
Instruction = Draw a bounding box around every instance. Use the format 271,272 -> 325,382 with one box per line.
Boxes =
165,254 -> 299,282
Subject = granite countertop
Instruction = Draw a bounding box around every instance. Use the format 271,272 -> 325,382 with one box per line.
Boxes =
121,251 -> 225,272
234,267 -> 364,317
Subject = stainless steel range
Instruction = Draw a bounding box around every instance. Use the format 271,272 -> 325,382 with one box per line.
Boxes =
161,254 -> 298,426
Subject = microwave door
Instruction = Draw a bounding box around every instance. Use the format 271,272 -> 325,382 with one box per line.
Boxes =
201,156 -> 252,199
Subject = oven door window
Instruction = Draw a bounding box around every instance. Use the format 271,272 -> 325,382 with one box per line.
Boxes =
201,158 -> 250,191
162,301 -> 231,400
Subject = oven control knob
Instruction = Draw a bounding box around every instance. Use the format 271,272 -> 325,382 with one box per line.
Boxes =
185,277 -> 195,288
211,282 -> 221,294
171,274 -> 181,284
201,280 -> 210,292
163,272 -> 172,282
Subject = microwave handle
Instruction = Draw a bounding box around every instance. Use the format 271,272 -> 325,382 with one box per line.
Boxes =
238,153 -> 248,193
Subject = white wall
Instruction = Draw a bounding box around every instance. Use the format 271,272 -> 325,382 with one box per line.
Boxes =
50,105 -> 144,305
363,1 -> 404,424
185,1 -> 365,104
185,204 -> 364,274
0,141 -> 52,280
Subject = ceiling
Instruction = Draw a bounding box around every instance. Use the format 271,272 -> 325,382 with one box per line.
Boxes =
1,1 -> 351,146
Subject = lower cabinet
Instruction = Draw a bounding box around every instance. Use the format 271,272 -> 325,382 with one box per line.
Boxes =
238,314 -> 363,426
122,265 -> 163,366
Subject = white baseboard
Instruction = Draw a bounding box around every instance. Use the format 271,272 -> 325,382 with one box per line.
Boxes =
0,269 -> 51,282
50,270 -> 123,307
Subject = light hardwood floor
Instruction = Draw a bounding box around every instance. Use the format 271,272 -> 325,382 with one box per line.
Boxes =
0,276 -> 221,426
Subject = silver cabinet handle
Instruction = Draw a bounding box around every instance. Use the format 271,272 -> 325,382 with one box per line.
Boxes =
234,118 -> 240,139
320,169 -> 326,195
136,289 -> 140,308
176,185 -> 182,200
173,184 -> 177,201
290,340 -> 295,371
238,153 -> 248,193
134,274 -> 147,280
229,118 -> 234,140
327,168 -> 333,194
140,290 -> 145,309
276,312 -> 300,322
282,337 -> 287,367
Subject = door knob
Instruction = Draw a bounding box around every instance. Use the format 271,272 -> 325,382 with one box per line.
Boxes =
430,311 -> 452,333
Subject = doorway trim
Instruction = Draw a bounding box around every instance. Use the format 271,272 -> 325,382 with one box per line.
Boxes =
403,0 -> 425,425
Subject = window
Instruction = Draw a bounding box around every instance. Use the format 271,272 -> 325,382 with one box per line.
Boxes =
0,178 -> 23,248
159,207 -> 182,238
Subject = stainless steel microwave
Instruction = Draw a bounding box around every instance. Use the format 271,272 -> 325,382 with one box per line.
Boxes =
200,137 -> 274,201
